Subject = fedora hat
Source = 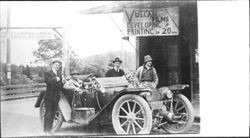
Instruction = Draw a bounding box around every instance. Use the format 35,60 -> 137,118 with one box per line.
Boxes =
70,70 -> 79,75
144,55 -> 153,63
50,58 -> 62,65
112,57 -> 122,63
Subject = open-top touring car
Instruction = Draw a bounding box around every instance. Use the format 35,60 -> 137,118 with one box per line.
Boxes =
35,75 -> 194,134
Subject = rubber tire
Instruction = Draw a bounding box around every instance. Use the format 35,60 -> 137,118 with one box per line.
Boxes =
112,94 -> 152,134
163,94 -> 194,134
39,99 -> 64,132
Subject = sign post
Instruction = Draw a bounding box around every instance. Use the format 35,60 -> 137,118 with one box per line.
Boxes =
0,27 -> 66,85
6,3 -> 11,85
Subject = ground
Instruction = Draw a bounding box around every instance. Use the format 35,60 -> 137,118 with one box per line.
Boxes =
1,97 -> 200,137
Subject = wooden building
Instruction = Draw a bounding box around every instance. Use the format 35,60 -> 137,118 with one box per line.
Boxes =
81,1 -> 199,102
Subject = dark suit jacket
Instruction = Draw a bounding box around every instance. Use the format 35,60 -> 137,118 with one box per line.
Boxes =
43,70 -> 62,102
105,68 -> 125,77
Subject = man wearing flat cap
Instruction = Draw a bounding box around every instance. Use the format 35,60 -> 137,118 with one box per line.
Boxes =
43,59 -> 63,134
105,57 -> 125,77
135,55 -> 159,89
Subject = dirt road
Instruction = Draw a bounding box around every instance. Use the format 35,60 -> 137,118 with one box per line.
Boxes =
1,97 -> 199,137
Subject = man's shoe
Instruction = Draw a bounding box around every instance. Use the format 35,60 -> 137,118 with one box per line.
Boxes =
48,131 -> 54,135
67,120 -> 74,123
44,131 -> 54,135
44,132 -> 50,136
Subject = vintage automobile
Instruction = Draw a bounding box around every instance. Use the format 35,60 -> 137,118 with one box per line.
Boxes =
35,75 -> 194,134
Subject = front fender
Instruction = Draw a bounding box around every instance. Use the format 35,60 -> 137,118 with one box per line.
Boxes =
88,88 -> 151,126
155,85 -> 189,100
58,92 -> 72,121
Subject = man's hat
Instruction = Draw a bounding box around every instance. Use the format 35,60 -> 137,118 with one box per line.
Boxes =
144,55 -> 153,63
50,58 -> 62,65
112,57 -> 122,63
70,70 -> 79,75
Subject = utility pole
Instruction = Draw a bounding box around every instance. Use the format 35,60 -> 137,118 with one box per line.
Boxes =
62,27 -> 70,77
6,3 -> 11,85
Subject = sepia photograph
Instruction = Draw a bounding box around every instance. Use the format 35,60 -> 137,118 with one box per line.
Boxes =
0,0 -> 248,137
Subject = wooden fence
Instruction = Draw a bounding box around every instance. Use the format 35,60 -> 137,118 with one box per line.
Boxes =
1,83 -> 46,101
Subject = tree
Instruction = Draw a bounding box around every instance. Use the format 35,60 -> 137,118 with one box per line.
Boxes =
69,50 -> 84,72
20,65 -> 26,75
33,38 -> 84,73
33,37 -> 63,64
25,65 -> 32,79
0,62 -> 7,86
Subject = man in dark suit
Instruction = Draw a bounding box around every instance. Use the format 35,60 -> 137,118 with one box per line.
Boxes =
43,59 -> 62,134
105,57 -> 125,77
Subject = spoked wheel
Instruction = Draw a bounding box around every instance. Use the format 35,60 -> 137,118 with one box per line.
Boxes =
162,94 -> 194,134
112,94 -> 152,134
39,99 -> 64,132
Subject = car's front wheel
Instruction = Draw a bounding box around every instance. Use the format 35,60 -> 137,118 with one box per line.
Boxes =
162,94 -> 194,133
112,94 -> 152,134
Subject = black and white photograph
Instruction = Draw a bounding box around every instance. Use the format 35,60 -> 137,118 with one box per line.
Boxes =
0,0 -> 249,137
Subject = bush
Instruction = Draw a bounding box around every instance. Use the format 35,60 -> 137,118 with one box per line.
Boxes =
79,64 -> 106,77
0,74 -> 7,86
11,74 -> 32,85
33,76 -> 44,83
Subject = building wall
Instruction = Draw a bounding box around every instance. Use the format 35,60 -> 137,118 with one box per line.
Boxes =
136,2 -> 199,101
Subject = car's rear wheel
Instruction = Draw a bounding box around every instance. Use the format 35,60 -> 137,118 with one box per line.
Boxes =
39,99 -> 64,132
112,94 -> 152,134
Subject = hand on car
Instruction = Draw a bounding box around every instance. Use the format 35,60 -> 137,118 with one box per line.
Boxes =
74,87 -> 83,93
62,78 -> 66,84
76,88 -> 83,94
56,77 -> 60,82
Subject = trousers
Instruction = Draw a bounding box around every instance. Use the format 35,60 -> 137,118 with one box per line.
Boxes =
44,99 -> 58,132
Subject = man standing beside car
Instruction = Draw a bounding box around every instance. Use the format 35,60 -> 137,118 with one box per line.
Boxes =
105,57 -> 125,77
43,59 -> 63,135
135,55 -> 159,89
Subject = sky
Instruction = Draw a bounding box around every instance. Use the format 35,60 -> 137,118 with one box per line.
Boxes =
0,1 -> 136,66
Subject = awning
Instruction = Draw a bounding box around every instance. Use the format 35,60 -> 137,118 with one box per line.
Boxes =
79,1 -> 195,14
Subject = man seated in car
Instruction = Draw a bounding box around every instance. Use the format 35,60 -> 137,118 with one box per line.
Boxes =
63,70 -> 83,107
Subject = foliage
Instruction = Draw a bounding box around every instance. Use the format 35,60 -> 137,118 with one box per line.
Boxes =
82,51 -> 136,74
30,66 -> 47,78
32,38 -> 136,79
0,71 -> 7,86
69,50 -> 84,72
33,38 -> 63,64
33,38 -> 85,73
32,76 -> 45,83
0,62 -> 47,86
21,65 -> 32,79
1,48 -> 136,86
80,64 -> 106,77
0,62 -> 7,86
11,74 -> 32,85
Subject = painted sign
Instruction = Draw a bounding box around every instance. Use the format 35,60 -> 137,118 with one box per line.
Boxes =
0,31 -> 56,40
123,7 -> 179,36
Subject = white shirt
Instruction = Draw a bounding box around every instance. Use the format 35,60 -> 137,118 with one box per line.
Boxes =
52,68 -> 57,76
114,67 -> 119,72
145,65 -> 150,70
